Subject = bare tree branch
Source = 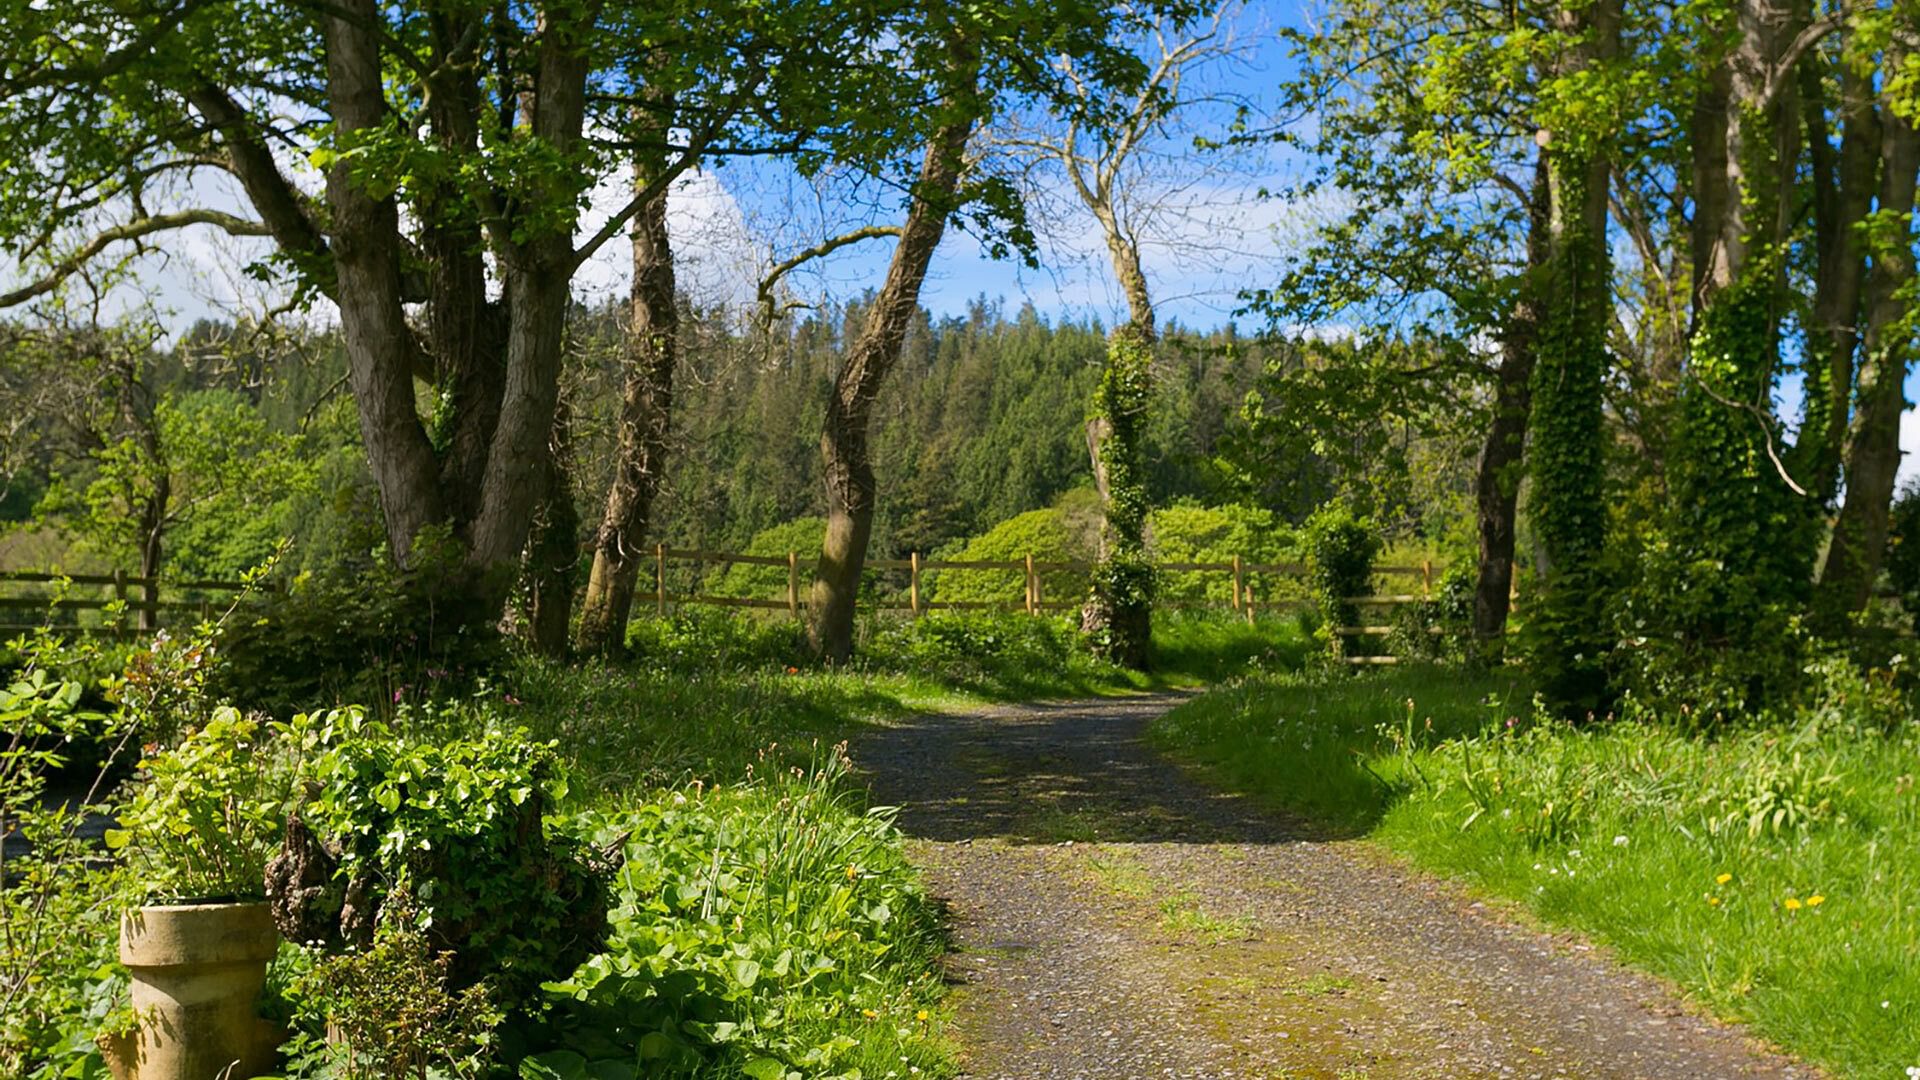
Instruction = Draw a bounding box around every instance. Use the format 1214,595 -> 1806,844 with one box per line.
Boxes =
0,210 -> 271,309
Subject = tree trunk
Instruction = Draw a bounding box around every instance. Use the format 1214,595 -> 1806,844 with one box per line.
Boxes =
1819,86 -> 1919,615
320,0 -> 444,567
526,400 -> 579,658
1472,154 -> 1549,650
577,149 -> 679,655
809,105 -> 974,662
464,34 -> 590,589
1796,62 -> 1879,500
1527,0 -> 1620,711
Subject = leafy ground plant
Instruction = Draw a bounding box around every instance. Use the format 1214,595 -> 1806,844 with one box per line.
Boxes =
1151,663 -> 1920,1077
525,745 -> 953,1080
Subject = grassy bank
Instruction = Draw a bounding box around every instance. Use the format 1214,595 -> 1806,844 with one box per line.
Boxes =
1150,666 -> 1920,1079
501,609 -> 1310,797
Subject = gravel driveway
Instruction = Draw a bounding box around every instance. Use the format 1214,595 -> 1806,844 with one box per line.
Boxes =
854,693 -> 1816,1080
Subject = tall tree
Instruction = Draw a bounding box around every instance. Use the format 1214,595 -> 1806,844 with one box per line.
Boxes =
810,74 -> 979,662
1819,31 -> 1920,615
1526,0 -> 1623,711
0,0 -> 920,623
576,103 -> 682,656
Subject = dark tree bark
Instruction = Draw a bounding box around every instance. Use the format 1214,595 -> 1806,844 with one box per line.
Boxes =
1796,62 -> 1879,500
1471,154 -> 1549,649
307,0 -> 594,625
1819,84 -> 1919,615
809,104 -> 974,662
527,400 -> 579,658
577,141 -> 679,655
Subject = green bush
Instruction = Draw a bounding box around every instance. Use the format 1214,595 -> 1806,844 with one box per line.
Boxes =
1303,503 -> 1380,656
624,608 -> 808,672
277,709 -> 608,1010
1149,501 -> 1296,603
105,708 -> 296,902
924,496 -> 1097,607
525,748 -> 951,1079
864,611 -> 1123,696
1,634 -> 139,1079
707,517 -> 826,600
210,548 -> 506,716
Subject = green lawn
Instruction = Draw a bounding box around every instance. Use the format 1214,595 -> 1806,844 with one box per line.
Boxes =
1150,666 -> 1920,1079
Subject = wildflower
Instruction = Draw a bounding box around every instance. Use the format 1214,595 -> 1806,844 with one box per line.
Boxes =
863,1009 -> 878,1019
1612,835 -> 1629,847
787,666 -> 800,675
1807,894 -> 1825,907
1784,897 -> 1803,912
1705,894 -> 1720,907
916,1009 -> 930,1021
1716,873 -> 1732,885
503,693 -> 522,706
846,865 -> 860,881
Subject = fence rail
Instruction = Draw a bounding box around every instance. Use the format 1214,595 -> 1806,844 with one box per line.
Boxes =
640,545 -> 1442,665
3,552 -> 1447,663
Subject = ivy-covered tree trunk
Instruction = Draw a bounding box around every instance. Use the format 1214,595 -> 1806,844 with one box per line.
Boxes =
1818,92 -> 1919,617
1526,0 -> 1619,712
1471,154 -> 1548,652
1081,323 -> 1155,669
577,142 -> 679,656
809,101 -> 974,663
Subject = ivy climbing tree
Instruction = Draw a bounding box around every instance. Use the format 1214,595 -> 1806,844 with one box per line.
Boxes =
1083,324 -> 1156,668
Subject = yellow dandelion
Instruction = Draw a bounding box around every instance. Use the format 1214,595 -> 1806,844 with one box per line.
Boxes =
1784,897 -> 1802,911
846,865 -> 860,881
917,1009 -> 931,1021
1807,894 -> 1825,907
862,1008 -> 878,1019
1715,873 -> 1732,885
1706,895 -> 1721,907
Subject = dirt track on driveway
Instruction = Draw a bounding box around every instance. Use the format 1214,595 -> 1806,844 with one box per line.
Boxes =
854,694 -> 1814,1080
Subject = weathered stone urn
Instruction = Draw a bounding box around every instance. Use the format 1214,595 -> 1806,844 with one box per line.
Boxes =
98,902 -> 283,1080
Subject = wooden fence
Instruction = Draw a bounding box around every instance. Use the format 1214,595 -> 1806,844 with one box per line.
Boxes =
3,552 -> 1446,662
644,545 -> 1442,663
0,570 -> 253,639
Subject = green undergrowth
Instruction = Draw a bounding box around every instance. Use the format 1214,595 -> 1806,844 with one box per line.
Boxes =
497,609 -> 1311,799
1151,665 -> 1920,1077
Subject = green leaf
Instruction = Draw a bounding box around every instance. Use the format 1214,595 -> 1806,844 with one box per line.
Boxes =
741,1059 -> 787,1080
730,958 -> 761,988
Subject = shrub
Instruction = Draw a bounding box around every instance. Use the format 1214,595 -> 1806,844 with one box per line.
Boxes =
1,633 -> 139,1078
285,896 -> 503,1080
211,546 -> 506,716
1148,501 -> 1297,604
707,517 -> 826,601
864,611 -> 1119,695
1303,503 -> 1380,656
624,608 -> 807,672
525,748 -> 950,1079
269,709 -> 608,1011
924,497 -> 1097,607
105,708 -> 296,902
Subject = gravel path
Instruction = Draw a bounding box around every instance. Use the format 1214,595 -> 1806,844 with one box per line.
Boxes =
853,694 -> 1816,1080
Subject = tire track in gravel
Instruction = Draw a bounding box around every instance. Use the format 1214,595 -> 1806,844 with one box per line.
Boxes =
853,694 -> 1817,1080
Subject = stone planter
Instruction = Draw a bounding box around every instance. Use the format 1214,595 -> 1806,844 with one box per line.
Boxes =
98,902 -> 283,1080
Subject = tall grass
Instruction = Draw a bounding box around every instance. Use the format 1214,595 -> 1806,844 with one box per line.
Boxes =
1152,665 -> 1920,1078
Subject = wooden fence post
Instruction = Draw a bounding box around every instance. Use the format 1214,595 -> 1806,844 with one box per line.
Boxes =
1024,552 -> 1037,616
1423,558 -> 1433,600
655,544 -> 667,616
1231,554 -> 1243,611
787,551 -> 800,618
909,551 -> 922,616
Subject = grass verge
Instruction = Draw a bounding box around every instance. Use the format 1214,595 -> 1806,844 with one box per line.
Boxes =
1149,665 -> 1920,1078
